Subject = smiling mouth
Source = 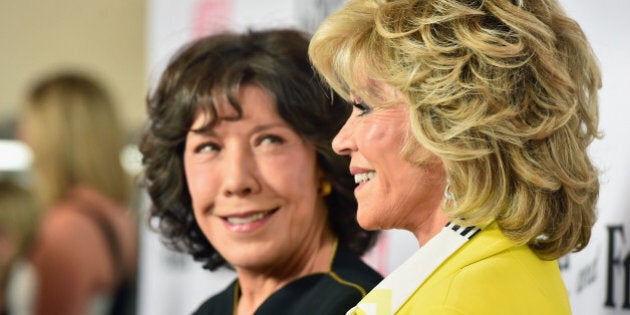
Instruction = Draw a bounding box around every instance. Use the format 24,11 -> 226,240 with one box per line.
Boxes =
354,172 -> 376,185
222,208 -> 279,225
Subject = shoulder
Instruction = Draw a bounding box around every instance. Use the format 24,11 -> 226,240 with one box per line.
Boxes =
445,225 -> 567,294
255,249 -> 383,315
330,245 -> 383,295
34,204 -> 100,257
404,231 -> 570,314
447,244 -> 566,296
30,200 -> 117,285
268,246 -> 382,314
41,187 -> 138,273
192,281 -> 236,315
257,273 -> 364,315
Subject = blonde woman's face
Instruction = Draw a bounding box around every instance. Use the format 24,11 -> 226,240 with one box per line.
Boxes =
183,85 -> 329,273
332,79 -> 446,237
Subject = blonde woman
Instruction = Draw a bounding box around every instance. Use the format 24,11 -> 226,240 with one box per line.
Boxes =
19,73 -> 137,315
309,0 -> 600,314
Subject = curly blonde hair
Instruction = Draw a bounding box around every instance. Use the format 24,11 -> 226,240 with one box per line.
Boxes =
309,0 -> 601,260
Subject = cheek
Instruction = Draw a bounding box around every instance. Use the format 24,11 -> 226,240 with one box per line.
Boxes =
184,160 -> 217,210
363,122 -> 385,143
362,121 -> 406,152
260,151 -> 319,201
266,159 -> 317,193
397,163 -> 445,206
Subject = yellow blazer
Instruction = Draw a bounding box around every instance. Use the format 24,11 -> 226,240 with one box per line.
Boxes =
397,223 -> 571,314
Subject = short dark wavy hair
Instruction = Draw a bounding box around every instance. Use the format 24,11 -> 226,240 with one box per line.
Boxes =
140,29 -> 378,270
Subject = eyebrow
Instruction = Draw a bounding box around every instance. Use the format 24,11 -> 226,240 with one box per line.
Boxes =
365,79 -> 389,101
189,122 -> 292,136
350,82 -> 389,106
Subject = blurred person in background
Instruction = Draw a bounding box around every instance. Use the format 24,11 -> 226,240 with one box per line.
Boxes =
140,28 -> 382,315
0,179 -> 38,315
309,0 -> 601,313
18,72 -> 138,315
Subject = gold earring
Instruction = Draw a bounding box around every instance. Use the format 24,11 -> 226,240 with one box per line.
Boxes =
321,181 -> 332,196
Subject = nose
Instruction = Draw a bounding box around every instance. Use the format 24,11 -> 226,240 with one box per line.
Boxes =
221,146 -> 260,197
332,117 -> 355,156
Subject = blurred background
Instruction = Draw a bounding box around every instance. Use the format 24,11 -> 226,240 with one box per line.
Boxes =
1,0 -> 629,314
0,0 -> 145,141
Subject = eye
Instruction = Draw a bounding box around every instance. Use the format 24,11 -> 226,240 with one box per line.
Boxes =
258,135 -> 284,146
353,102 -> 372,116
194,142 -> 221,153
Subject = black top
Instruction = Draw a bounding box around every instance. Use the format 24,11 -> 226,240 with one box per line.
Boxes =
192,245 -> 383,315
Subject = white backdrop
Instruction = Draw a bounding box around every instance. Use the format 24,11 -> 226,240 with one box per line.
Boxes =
552,2 -> 630,314
138,1 -> 630,314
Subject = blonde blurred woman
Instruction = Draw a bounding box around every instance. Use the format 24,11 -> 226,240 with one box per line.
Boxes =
19,73 -> 137,315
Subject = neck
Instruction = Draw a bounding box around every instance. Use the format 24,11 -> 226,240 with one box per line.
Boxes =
234,230 -> 337,315
412,208 -> 449,246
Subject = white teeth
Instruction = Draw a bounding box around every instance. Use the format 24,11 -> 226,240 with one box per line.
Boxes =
354,171 -> 376,184
226,212 -> 266,225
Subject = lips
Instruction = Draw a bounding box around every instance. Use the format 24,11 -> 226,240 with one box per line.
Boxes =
221,207 -> 279,225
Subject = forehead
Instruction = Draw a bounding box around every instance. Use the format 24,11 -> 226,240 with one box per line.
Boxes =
191,84 -> 279,130
350,75 -> 404,107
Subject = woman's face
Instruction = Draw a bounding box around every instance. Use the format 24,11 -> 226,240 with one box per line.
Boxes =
332,79 -> 446,239
184,85 -> 329,273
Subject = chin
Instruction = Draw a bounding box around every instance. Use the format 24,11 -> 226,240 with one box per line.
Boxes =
356,215 -> 380,231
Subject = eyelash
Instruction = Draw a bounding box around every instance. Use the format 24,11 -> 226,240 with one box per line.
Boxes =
258,135 -> 284,145
192,134 -> 285,154
194,142 -> 220,153
353,102 -> 371,116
